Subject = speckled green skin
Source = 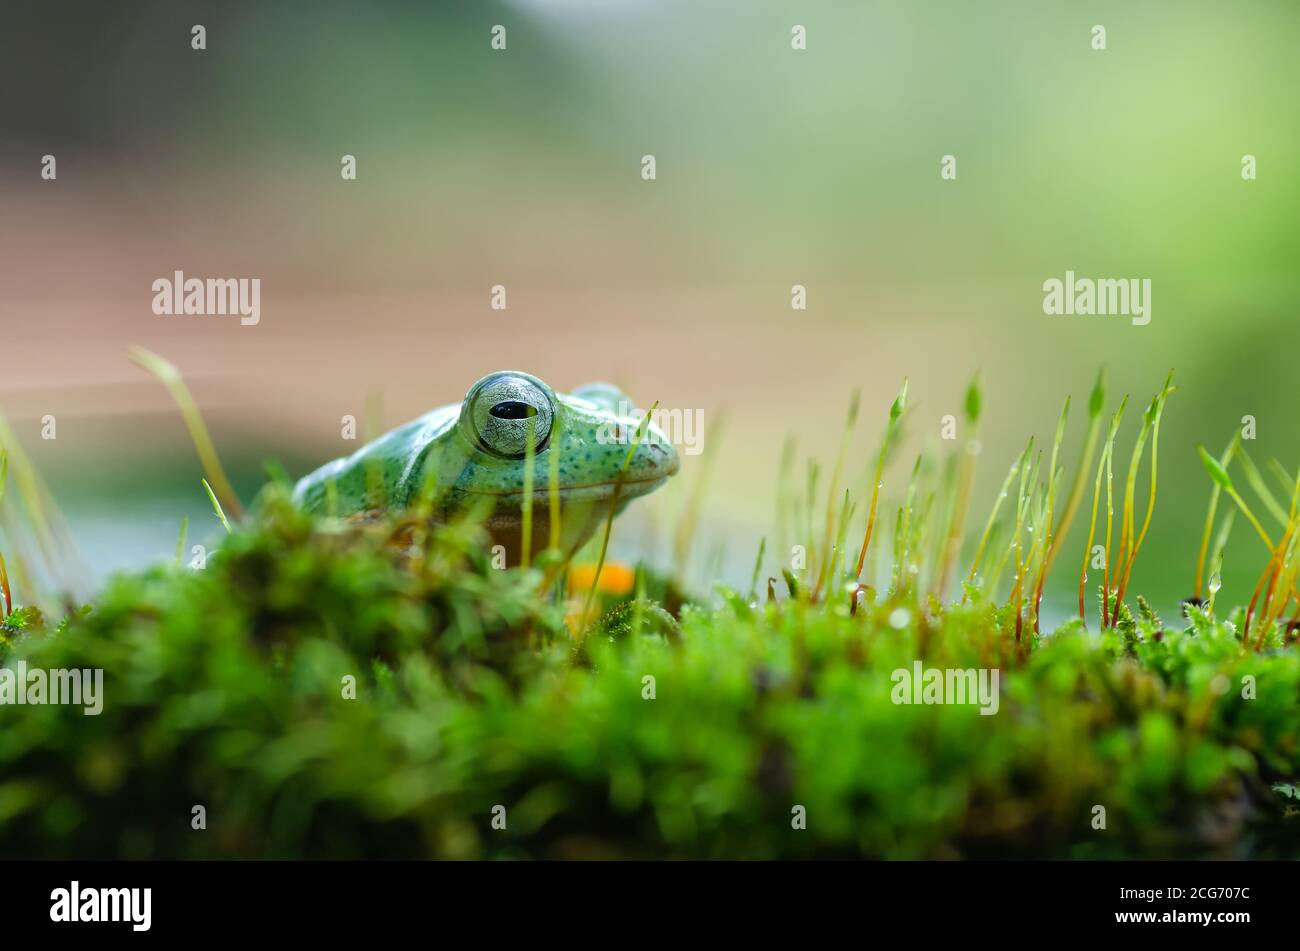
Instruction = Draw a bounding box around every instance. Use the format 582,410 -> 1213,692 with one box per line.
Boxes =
292,375 -> 679,558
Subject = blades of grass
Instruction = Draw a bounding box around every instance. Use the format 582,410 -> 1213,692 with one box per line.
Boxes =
893,455 -> 923,595
1028,467 -> 1060,632
1198,505 -> 1236,619
819,489 -> 856,599
203,478 -> 232,534
706,539 -> 728,589
528,420 -> 573,595
986,524 -> 1019,601
1199,446 -> 1273,551
129,347 -> 245,521
407,450 -> 462,560
929,450 -> 960,593
1238,446 -> 1288,527
964,438 -> 1030,602
1274,583 -> 1299,642
854,379 -> 908,581
1079,440 -> 1111,624
997,449 -> 1041,624
1012,534 -> 1044,643
1255,522 -> 1299,649
1080,399 -> 1125,626
673,412 -> 724,585
520,416 -> 536,570
803,458 -> 820,582
175,516 -> 188,567
834,490 -> 857,568
1199,449 -> 1300,617
975,519 -> 1006,600
747,536 -> 767,602
813,391 -> 860,601
583,402 -> 659,635
0,412 -> 88,603
1282,473 -> 1300,615
838,498 -> 863,611
0,416 -> 58,575
1113,372 -> 1175,614
1194,434 -> 1239,599
0,449 -> 7,612
1045,367 -> 1106,576
548,414 -> 564,552
774,434 -> 797,571
412,464 -> 439,524
1267,544 -> 1299,635
932,373 -> 982,598
1243,533 -> 1283,650
806,459 -> 816,563
0,551 -> 11,616
1268,459 -> 1296,501
1206,550 -> 1226,617
914,486 -> 937,594
1102,400 -> 1125,628
1031,395 -> 1071,632
1010,448 -> 1044,554
631,566 -> 647,641
1113,380 -> 1166,604
890,505 -> 906,593
823,394 -> 861,553
1209,508 -> 1235,590
0,507 -> 38,610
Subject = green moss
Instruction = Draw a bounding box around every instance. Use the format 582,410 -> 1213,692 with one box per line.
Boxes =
0,486 -> 1296,859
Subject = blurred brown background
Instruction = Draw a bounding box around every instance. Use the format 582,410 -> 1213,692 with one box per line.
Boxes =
2,0 -> 1297,616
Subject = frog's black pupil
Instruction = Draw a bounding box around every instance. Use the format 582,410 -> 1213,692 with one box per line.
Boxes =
490,400 -> 536,420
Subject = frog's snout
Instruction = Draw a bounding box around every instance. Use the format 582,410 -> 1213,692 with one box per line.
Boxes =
624,425 -> 680,491
643,436 -> 680,478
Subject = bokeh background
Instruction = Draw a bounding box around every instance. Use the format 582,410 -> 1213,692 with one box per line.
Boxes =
1,0 -> 1297,620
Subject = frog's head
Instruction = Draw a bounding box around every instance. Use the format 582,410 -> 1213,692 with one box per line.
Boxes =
442,371 -> 679,523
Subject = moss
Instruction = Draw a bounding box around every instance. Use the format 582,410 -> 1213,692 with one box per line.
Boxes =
0,485 -> 1297,859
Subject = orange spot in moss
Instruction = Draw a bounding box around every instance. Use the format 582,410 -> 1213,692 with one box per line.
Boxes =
569,562 -> 636,597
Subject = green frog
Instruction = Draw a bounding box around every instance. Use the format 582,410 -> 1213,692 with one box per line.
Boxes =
292,371 -> 679,560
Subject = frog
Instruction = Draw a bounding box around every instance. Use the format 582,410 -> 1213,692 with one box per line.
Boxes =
291,371 -> 680,561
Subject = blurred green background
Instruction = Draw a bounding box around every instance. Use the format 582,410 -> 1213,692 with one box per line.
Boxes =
0,0 -> 1296,619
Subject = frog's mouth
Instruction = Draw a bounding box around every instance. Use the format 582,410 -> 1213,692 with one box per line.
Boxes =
470,473 -> 672,506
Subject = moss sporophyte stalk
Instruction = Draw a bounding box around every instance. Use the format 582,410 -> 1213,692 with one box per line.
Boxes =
0,356 -> 1297,858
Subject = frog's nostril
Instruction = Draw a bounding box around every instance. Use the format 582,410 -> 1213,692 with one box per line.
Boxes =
645,440 -> 680,476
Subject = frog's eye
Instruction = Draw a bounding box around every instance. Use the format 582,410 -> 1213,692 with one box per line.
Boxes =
489,401 -> 536,421
466,373 -> 554,459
